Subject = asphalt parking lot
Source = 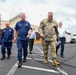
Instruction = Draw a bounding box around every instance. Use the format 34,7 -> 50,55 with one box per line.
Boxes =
0,43 -> 76,75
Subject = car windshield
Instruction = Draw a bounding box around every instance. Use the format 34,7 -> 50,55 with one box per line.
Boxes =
73,34 -> 76,36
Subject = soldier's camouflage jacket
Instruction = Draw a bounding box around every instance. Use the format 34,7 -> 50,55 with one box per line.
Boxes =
38,18 -> 59,41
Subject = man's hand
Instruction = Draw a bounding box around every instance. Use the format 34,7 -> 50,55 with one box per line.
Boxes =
57,37 -> 60,41
40,33 -> 44,37
12,38 -> 16,43
27,34 -> 30,38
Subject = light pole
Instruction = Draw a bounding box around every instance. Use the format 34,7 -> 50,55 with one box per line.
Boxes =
0,14 -> 1,29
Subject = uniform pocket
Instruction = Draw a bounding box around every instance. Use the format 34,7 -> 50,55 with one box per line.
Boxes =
52,35 -> 57,41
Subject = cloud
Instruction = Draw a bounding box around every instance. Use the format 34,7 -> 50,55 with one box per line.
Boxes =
28,0 -> 50,4
60,0 -> 76,9
0,0 -> 76,34
0,0 -> 6,2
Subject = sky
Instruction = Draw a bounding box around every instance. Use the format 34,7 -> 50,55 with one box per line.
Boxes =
0,0 -> 76,34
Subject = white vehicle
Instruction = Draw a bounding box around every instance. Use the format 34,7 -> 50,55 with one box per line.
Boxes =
70,33 -> 76,43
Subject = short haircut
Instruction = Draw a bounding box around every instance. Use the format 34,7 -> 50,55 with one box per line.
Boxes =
48,12 -> 53,15
20,13 -> 25,16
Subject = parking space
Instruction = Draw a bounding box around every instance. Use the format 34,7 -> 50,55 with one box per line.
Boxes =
0,43 -> 76,75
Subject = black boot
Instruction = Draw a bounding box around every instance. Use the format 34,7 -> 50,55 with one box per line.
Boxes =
23,57 -> 26,62
61,55 -> 64,58
7,55 -> 10,59
1,55 -> 6,60
18,60 -> 22,68
29,51 -> 32,54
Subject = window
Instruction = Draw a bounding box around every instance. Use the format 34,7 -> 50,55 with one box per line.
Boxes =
73,34 -> 76,36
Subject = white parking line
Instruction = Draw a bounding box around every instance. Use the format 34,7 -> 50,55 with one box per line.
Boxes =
36,45 -> 68,75
7,61 -> 18,75
19,65 -> 59,73
7,45 -> 68,75
6,57 -> 58,75
56,67 -> 68,75
36,46 -> 43,54
27,57 -> 44,61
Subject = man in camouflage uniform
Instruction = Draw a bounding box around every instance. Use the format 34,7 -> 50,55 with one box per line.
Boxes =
38,12 -> 60,66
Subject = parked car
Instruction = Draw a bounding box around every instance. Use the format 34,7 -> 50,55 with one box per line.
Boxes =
70,33 -> 76,43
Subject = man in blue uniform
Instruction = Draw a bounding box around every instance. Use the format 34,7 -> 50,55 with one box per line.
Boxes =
1,22 -> 14,60
13,13 -> 31,68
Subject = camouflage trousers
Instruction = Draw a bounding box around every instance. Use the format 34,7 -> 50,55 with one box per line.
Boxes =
42,39 -> 57,59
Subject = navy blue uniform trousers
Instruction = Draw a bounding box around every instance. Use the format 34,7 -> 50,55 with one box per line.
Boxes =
17,40 -> 28,60
1,42 -> 12,56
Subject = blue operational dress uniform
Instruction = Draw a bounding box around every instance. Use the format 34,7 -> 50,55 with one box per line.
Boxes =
1,27 -> 14,58
14,20 -> 31,61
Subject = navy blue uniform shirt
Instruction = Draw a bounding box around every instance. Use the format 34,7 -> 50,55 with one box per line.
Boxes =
1,27 -> 14,42
14,20 -> 31,40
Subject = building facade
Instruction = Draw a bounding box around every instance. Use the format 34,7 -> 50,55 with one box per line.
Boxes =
1,14 -> 38,32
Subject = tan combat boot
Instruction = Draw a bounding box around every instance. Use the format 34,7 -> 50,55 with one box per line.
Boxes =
44,57 -> 48,64
53,58 -> 60,66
